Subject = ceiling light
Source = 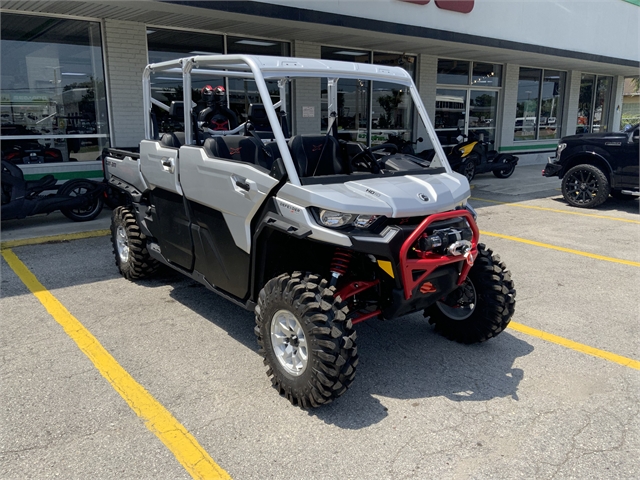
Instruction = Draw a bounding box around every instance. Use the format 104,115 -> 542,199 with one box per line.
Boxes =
190,50 -> 221,55
332,50 -> 368,56
235,39 -> 276,47
61,72 -> 86,76
146,29 -> 156,35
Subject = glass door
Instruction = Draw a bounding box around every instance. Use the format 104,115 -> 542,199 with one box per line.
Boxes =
435,88 -> 467,147
469,90 -> 498,144
436,88 -> 499,147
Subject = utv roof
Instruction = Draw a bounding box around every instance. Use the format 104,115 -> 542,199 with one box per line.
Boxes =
145,54 -> 414,84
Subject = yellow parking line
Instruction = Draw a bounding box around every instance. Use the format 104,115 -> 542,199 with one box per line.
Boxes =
1,248 -> 231,480
471,197 -> 640,224
509,322 -> 640,370
1,229 -> 111,250
480,230 -> 640,267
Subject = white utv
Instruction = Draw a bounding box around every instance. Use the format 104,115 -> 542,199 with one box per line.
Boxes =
103,55 -> 516,408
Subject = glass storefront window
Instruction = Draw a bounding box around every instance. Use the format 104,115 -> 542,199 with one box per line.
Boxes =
593,76 -> 612,133
472,63 -> 502,87
576,74 -> 595,133
514,68 -> 541,141
539,70 -> 565,139
514,67 -> 566,141
320,47 -> 416,144
469,90 -> 498,144
1,14 -> 109,164
147,29 -> 290,132
437,59 -> 470,85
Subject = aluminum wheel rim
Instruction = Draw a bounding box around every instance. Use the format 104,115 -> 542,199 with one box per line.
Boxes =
566,170 -> 598,204
436,279 -> 477,320
116,225 -> 129,263
270,309 -> 308,376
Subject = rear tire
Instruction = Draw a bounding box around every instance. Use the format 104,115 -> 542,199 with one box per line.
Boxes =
561,164 -> 610,208
255,272 -> 358,408
460,160 -> 475,182
424,244 -> 516,344
492,158 -> 516,178
59,179 -> 104,222
111,206 -> 159,280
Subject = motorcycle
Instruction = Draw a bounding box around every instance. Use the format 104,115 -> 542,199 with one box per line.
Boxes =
1,160 -> 106,222
446,130 -> 518,182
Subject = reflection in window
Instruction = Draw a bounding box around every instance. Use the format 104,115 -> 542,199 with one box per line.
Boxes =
472,63 -> 502,87
147,29 -> 290,133
320,47 -> 416,145
437,59 -> 470,85
0,14 -> 109,164
514,68 -> 565,141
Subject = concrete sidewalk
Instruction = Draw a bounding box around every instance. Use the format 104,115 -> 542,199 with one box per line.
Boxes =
1,208 -> 112,246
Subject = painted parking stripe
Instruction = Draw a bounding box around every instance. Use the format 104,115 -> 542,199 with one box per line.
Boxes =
471,197 -> 640,224
1,229 -> 110,250
1,248 -> 231,480
480,230 -> 640,267
509,322 -> 640,370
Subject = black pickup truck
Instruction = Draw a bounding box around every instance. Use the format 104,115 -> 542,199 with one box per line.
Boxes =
543,124 -> 639,208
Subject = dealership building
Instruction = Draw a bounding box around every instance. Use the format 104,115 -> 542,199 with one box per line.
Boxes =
1,0 -> 638,180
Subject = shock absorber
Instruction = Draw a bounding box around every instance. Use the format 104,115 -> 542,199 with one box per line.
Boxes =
329,248 -> 352,287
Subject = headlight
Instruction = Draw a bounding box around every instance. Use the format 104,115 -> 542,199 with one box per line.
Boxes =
353,214 -> 379,228
319,210 -> 353,227
317,210 -> 381,229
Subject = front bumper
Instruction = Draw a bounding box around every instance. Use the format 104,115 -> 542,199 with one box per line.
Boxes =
542,158 -> 562,177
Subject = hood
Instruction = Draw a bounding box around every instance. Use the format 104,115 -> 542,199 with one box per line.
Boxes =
562,131 -> 627,142
278,172 -> 470,217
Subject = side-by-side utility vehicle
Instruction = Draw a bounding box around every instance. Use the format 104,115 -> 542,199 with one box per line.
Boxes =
103,55 -> 516,408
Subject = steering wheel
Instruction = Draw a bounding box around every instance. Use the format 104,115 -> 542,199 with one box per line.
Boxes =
350,143 -> 398,172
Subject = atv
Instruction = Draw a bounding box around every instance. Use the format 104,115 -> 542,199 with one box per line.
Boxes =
103,55 -> 516,408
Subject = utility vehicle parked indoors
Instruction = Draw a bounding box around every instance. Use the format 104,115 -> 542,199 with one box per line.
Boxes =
103,55 -> 516,408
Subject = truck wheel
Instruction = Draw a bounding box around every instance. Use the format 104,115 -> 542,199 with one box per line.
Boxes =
561,164 -> 610,208
111,206 -> 159,280
255,272 -> 358,408
492,158 -> 515,178
59,179 -> 104,222
424,244 -> 516,344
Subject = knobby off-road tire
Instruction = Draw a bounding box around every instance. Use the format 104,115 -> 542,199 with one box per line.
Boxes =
255,272 -> 358,408
111,206 -> 159,280
60,179 -> 104,222
425,243 -> 516,344
561,164 -> 610,208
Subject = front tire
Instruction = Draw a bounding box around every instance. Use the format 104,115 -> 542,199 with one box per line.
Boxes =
561,164 -> 610,208
460,160 -> 476,182
110,206 -> 159,280
424,244 -> 516,344
59,180 -> 104,221
255,272 -> 358,408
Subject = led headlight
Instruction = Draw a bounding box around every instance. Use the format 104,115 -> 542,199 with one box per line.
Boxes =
319,209 -> 354,227
555,142 -> 567,160
353,214 -> 379,229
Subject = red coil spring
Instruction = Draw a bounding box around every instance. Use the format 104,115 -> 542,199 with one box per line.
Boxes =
330,248 -> 353,276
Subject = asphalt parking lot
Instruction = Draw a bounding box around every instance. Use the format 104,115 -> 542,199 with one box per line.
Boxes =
1,165 -> 639,479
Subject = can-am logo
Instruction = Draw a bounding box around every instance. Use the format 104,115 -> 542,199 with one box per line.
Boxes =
417,193 -> 430,202
398,0 -> 474,14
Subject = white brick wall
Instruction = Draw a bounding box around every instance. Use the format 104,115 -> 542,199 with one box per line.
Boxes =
416,54 -> 437,143
499,64 -> 520,148
292,41 -> 321,134
103,20 -> 147,147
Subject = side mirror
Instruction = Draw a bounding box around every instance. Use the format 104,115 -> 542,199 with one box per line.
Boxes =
269,157 -> 288,181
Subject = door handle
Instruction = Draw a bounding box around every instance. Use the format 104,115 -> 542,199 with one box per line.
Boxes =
161,157 -> 174,173
235,179 -> 251,191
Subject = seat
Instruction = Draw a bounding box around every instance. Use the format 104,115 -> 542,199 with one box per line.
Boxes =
160,132 -> 185,148
287,135 -> 344,177
203,135 -> 272,169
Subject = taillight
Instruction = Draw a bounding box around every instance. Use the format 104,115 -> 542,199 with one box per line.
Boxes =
5,151 -> 21,161
45,149 -> 60,158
